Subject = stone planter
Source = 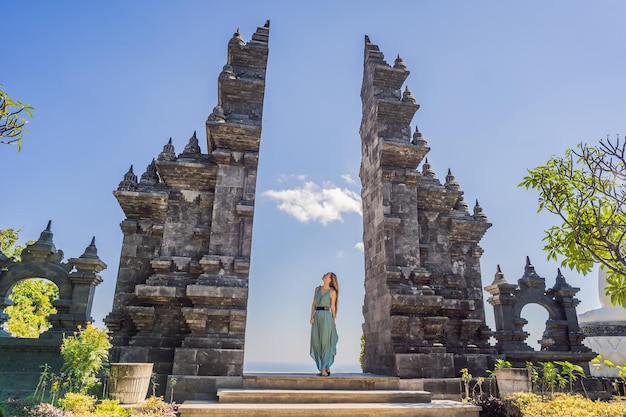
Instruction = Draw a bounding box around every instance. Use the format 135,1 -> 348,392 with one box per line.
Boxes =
495,368 -> 531,397
109,363 -> 153,404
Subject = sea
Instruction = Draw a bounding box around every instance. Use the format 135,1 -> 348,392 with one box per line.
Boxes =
243,362 -> 362,374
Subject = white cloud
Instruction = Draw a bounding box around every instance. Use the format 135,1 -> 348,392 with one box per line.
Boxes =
262,180 -> 362,226
341,174 -> 357,185
354,242 -> 364,252
336,250 -> 345,258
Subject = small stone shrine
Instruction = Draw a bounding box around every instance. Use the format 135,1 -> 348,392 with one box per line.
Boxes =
105,22 -> 270,400
359,37 -> 496,378
0,221 -> 105,397
485,258 -> 595,373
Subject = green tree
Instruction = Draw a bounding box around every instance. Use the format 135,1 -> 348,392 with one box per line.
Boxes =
0,84 -> 34,151
0,227 -> 29,259
520,136 -> 626,306
1,228 -> 58,337
5,279 -> 58,337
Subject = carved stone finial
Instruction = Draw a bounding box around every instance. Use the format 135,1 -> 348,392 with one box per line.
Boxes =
207,105 -> 226,123
264,20 -> 270,28
492,264 -> 508,284
71,236 -> 107,272
182,131 -> 201,154
552,268 -> 572,291
365,35 -> 371,44
219,63 -> 236,80
394,54 -> 408,71
140,159 -> 159,185
473,199 -> 488,222
422,158 -> 437,179
23,221 -> 58,259
79,237 -> 99,259
412,125 -> 428,147
523,256 -> 541,279
445,169 -> 460,191
402,86 -> 417,104
454,195 -> 470,213
118,165 -> 138,191
38,221 -> 54,246
158,138 -> 176,161
230,28 -> 245,46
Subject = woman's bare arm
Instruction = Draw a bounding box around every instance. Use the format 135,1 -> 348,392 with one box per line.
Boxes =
310,287 -> 318,324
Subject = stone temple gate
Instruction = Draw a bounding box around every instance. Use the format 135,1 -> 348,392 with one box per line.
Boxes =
104,22 -> 593,402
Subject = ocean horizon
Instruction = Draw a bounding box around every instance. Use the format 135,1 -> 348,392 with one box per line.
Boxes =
243,361 -> 362,374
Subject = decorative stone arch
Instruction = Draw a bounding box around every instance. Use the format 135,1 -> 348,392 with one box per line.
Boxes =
0,221 -> 106,337
485,257 -> 595,372
0,222 -> 106,397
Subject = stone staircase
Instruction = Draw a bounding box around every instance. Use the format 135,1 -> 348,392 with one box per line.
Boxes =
177,373 -> 481,417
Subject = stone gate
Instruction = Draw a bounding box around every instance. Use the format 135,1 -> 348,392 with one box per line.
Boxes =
485,258 -> 595,372
0,221 -> 105,397
104,23 -> 593,402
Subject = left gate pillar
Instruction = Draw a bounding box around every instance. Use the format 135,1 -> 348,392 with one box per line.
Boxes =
105,22 -> 270,402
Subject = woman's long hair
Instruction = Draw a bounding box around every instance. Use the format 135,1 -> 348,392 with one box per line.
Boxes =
328,272 -> 339,314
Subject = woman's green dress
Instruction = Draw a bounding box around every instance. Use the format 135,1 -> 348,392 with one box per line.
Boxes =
310,286 -> 339,372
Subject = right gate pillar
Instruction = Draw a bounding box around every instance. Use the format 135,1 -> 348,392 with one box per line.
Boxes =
359,36 -> 496,378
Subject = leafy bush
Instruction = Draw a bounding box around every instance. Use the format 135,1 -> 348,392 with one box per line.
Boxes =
130,397 -> 177,417
1,396 -> 175,417
510,392 -> 626,417
61,323 -> 112,393
58,392 -> 96,414
93,399 -> 130,417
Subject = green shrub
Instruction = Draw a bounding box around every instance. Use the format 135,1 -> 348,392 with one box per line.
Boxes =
58,392 -> 96,414
61,323 -> 112,394
93,399 -> 130,417
510,392 -> 626,417
130,397 -> 177,417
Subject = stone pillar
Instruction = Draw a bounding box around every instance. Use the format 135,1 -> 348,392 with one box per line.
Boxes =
359,37 -> 494,378
106,22 -> 270,401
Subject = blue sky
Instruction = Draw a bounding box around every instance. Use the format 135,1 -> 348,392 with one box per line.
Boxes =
2,1 -> 626,373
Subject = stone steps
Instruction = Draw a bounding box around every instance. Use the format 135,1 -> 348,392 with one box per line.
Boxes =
242,373 -> 400,390
177,373 -> 480,417
217,388 -> 432,403
178,400 -> 482,416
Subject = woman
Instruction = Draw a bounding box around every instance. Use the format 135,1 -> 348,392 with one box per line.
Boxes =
309,272 -> 339,376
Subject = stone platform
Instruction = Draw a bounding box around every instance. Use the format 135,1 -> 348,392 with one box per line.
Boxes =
177,373 -> 480,417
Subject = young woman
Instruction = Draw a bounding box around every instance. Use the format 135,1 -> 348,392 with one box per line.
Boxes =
309,272 -> 339,376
